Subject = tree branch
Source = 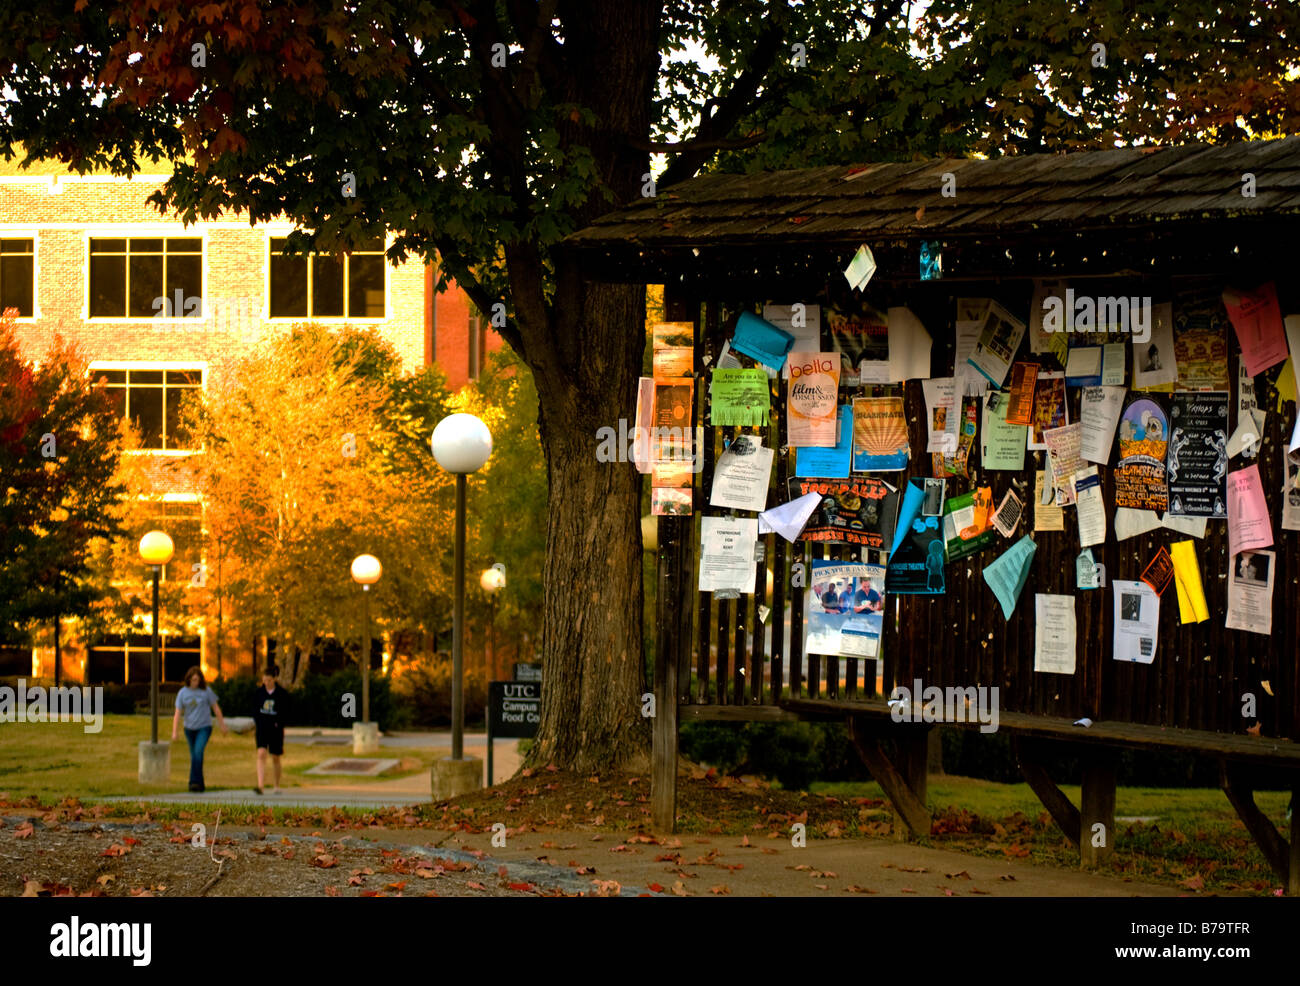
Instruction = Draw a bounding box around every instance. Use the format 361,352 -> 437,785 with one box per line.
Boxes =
631,132 -> 766,154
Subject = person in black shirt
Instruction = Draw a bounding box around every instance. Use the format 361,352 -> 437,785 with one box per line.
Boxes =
253,665 -> 290,794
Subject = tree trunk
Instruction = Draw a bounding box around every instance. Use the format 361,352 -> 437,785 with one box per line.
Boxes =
53,616 -> 61,686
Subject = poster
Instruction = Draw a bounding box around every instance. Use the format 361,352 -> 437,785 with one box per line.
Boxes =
698,517 -> 758,593
1226,464 -> 1273,558
708,368 -> 768,426
795,405 -> 852,478
763,304 -> 822,378
786,352 -> 840,447
1074,467 -> 1106,547
1113,580 -> 1159,664
966,300 -> 1027,388
709,436 -> 775,512
788,476 -> 899,550
1140,546 -> 1174,595
1225,549 -> 1274,635
1166,391 -> 1229,517
652,321 -> 694,379
1170,540 -> 1209,624
1132,301 -> 1177,390
983,534 -> 1037,619
1034,594 -> 1077,675
944,489 -> 995,560
731,311 -> 794,371
922,377 -> 958,452
1079,385 -> 1125,465
852,396 -> 909,471
826,302 -> 890,381
652,380 -> 694,456
1042,423 -> 1084,505
1028,371 -> 1067,451
651,488 -> 692,516
1173,294 -> 1230,391
1033,469 -> 1065,531
1114,396 -> 1169,512
1222,282 -> 1289,376
982,392 -> 1027,470
805,560 -> 886,658
1006,362 -> 1038,425
886,478 -> 946,595
933,396 -> 978,478
991,489 -> 1023,537
1283,445 -> 1300,532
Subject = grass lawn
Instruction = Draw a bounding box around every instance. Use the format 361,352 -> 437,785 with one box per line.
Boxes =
0,714 -> 436,802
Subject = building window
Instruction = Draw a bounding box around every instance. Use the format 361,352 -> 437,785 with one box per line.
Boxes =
131,499 -> 203,584
94,366 -> 203,450
87,633 -> 202,685
0,238 -> 35,317
268,236 -> 385,319
88,237 -> 203,318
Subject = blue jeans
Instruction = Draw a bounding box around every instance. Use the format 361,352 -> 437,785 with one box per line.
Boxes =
184,726 -> 212,789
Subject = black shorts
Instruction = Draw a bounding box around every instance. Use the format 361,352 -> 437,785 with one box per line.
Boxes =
256,724 -> 284,755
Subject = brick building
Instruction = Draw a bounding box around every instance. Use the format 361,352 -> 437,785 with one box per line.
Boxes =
1,159 -> 504,684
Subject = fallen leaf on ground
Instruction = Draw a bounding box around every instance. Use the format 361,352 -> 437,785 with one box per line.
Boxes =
15,822 -> 35,839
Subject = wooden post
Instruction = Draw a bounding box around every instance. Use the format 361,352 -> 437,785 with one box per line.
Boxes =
1290,781 -> 1299,896
651,515 -> 682,832
1079,756 -> 1117,868
848,717 -> 930,840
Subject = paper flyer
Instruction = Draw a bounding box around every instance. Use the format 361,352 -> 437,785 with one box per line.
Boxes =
795,405 -> 852,478
788,476 -> 899,551
1283,444 -> 1300,532
759,491 -> 821,542
786,352 -> 840,447
1225,549 -> 1274,635
1064,344 -> 1103,387
709,436 -> 775,512
922,377 -> 958,453
1114,396 -> 1169,512
991,488 -> 1023,537
698,516 -> 758,593
1170,540 -> 1209,624
1223,282 -> 1289,376
982,392 -> 1027,470
983,534 -> 1036,620
1006,362 -> 1038,425
886,478 -> 946,595
1133,301 -> 1177,390
1079,385 -> 1125,464
708,368 -> 769,426
852,396 -> 910,472
954,318 -> 987,396
1102,343 -> 1126,386
731,310 -> 795,371
1076,549 -> 1104,590
651,488 -> 692,516
932,396 -> 978,478
1166,391 -> 1229,517
1140,546 -> 1174,595
652,321 -> 694,379
805,560 -> 886,658
944,489 -> 996,560
1043,422 -> 1084,505
1227,357 -> 1266,459
1028,371 -> 1067,451
1034,594 -> 1077,675
1226,464 -> 1273,558
632,376 -> 655,474
1074,467 -> 1106,547
966,300 -> 1027,388
1033,470 -> 1065,531
886,306 -> 933,382
763,304 -> 822,378
1029,281 -> 1070,363
826,302 -> 889,381
1113,580 -> 1159,664
1173,295 -> 1230,391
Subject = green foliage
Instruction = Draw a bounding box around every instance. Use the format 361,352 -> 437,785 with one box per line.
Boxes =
390,655 -> 488,729
217,669 -> 410,732
680,720 -> 865,791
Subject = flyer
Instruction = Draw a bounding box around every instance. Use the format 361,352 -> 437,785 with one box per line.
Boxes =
805,560 -> 886,658
709,436 -> 775,512
1228,359 -> 1265,460
731,311 -> 795,372
652,321 -> 694,379
1029,281 -> 1070,363
983,534 -> 1036,620
1170,540 -> 1209,624
1028,371 -> 1067,451
795,405 -> 852,478
1034,594 -> 1077,675
1223,282 -> 1289,376
886,478 -> 946,595
1166,391 -> 1229,517
1140,546 -> 1174,595
788,476 -> 899,550
708,368 -> 769,426
826,302 -> 890,381
1173,295 -> 1230,391
886,306 -> 933,382
966,300 -> 1027,388
786,352 -> 841,447
758,491 -> 821,542
852,396 -> 910,471
1079,385 -> 1126,464
763,304 -> 822,378
922,377 -> 959,453
1042,422 -> 1084,505
982,392 -> 1027,470
1225,549 -> 1274,635
651,487 -> 693,516
933,396 -> 978,478
652,380 -> 694,456
1073,466 -> 1106,547
1033,469 -> 1065,531
944,489 -> 996,560
632,376 -> 655,473
1132,301 -> 1177,390
1006,362 -> 1038,425
1076,548 -> 1103,590
1114,396 -> 1169,512
698,516 -> 758,593
1283,445 -> 1300,532
991,488 -> 1023,537
1226,464 -> 1273,558
1113,580 -> 1159,664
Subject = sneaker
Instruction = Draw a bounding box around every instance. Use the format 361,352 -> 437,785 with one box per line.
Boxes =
189,783 -> 202,793
254,786 -> 263,795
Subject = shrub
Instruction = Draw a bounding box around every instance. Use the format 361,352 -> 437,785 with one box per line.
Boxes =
212,669 -> 409,731
390,655 -> 487,729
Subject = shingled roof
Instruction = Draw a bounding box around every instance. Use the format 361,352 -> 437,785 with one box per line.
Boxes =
566,137 -> 1300,264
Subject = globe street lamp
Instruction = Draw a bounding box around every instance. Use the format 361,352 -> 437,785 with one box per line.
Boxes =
430,413 -> 492,796
138,530 -> 173,784
480,564 -> 506,678
350,553 -> 382,753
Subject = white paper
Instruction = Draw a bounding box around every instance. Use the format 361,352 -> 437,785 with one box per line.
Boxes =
1034,594 -> 1076,674
954,319 -> 987,396
1225,549 -> 1274,635
844,244 -> 877,291
758,491 -> 822,542
1286,315 -> 1300,396
1073,466 -> 1106,547
1227,408 -> 1267,459
922,377 -> 958,453
1114,507 -> 1162,542
1112,580 -> 1159,664
992,489 -> 1023,537
765,304 -> 822,380
1162,513 -> 1207,539
966,301 -> 1026,389
886,306 -> 932,382
699,517 -> 759,593
1132,301 -> 1177,389
710,437 -> 775,512
1283,444 -> 1300,532
1102,343 -> 1126,386
1064,345 -> 1101,382
1079,385 -> 1125,464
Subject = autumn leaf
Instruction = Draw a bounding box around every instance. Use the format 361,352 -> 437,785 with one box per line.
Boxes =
647,882 -> 664,893
709,885 -> 731,895
507,882 -> 534,892
946,870 -> 972,880
466,881 -> 487,890
670,881 -> 690,896
1180,874 -> 1205,891
386,881 -> 407,891
324,885 -> 340,897
415,868 -> 438,879
14,821 -> 34,839
844,885 -> 877,894
312,854 -> 338,869
96,874 -> 115,886
21,880 -> 42,896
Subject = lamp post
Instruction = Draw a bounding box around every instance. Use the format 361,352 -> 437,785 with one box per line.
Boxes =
350,554 -> 382,754
480,564 -> 506,678
138,530 -> 173,784
430,413 -> 492,798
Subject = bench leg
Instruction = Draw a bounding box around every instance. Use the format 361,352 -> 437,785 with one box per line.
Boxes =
1013,737 -> 1082,847
1291,783 -> 1299,896
1079,758 -> 1117,868
1220,761 -> 1290,889
849,716 -> 931,841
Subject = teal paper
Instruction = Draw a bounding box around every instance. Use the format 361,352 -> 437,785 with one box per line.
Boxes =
732,311 -> 795,371
982,534 -> 1037,620
889,478 -> 927,560
795,406 -> 852,478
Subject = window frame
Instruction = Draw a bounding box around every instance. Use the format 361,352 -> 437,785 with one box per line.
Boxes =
0,230 -> 40,320
264,230 -> 389,322
83,227 -> 208,322
88,360 -> 208,455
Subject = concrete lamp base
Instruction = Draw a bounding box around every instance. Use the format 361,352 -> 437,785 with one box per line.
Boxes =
138,740 -> 171,784
431,756 -> 483,802
352,722 -> 380,755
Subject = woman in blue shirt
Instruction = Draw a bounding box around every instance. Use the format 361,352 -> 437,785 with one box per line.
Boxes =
171,667 -> 228,792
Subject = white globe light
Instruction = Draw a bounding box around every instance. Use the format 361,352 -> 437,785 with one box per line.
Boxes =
480,566 -> 506,591
139,530 -> 175,566
430,413 -> 493,473
351,553 -> 383,585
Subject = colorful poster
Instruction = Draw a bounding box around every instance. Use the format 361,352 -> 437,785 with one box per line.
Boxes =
1140,546 -> 1174,595
826,303 -> 889,380
1226,464 -> 1273,559
1222,282 -> 1289,376
1114,396 -> 1169,512
708,368 -> 768,426
1043,423 -> 1084,505
982,392 -> 1027,470
805,560 -> 886,658
944,489 -> 995,560
1033,470 -> 1065,532
886,478 -> 946,595
652,380 -> 694,458
788,476 -> 899,551
786,352 -> 840,447
1170,540 -> 1209,624
851,396 -> 909,471
966,300 -> 1027,388
1028,371 -> 1067,451
933,396 -> 978,478
795,405 -> 852,478
731,311 -> 795,371
1006,362 -> 1038,425
1173,294 -> 1230,391
1225,549 -> 1274,635
1166,391 -> 1229,518
652,321 -> 694,379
